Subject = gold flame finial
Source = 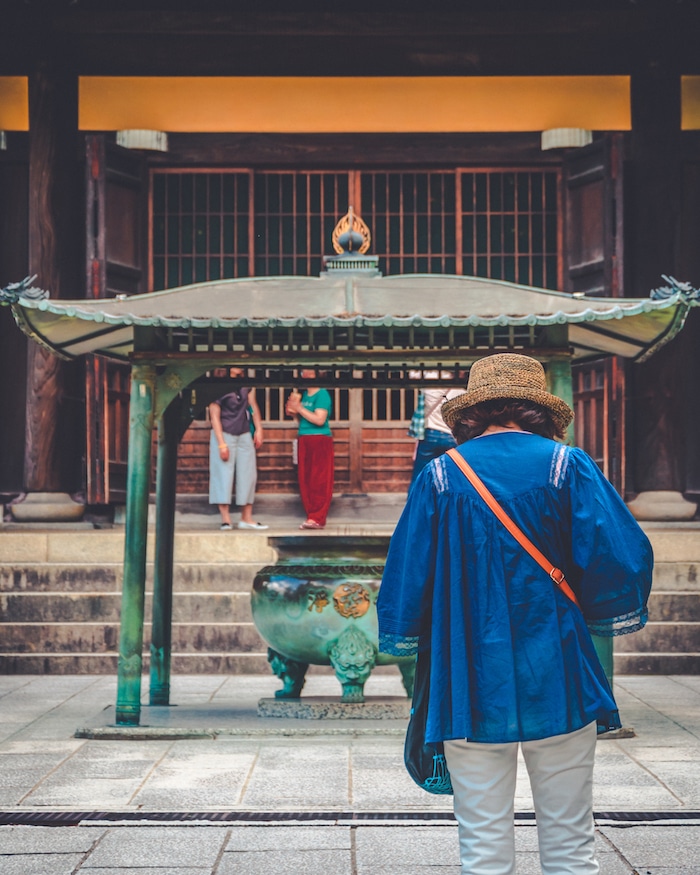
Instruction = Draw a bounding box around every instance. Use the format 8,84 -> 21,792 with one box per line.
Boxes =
332,206 -> 371,255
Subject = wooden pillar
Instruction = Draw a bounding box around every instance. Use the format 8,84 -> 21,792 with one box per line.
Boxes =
626,59 -> 695,519
149,397 -> 181,706
116,360 -> 156,726
0,137 -> 29,493
348,388 -> 363,493
25,61 -> 82,494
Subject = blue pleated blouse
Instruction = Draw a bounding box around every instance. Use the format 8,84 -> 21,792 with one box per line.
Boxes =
377,432 -> 653,745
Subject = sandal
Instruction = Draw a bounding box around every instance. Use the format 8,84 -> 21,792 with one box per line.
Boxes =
300,519 -> 324,529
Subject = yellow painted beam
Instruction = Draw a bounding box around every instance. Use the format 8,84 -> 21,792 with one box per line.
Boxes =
0,77 -> 29,130
79,76 -> 631,133
682,76 -> 700,130
12,75 -> 700,133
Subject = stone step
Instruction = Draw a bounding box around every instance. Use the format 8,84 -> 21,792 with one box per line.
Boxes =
3,589 -> 697,624
0,530 -> 277,565
1,523 -> 697,562
0,622 -> 266,653
0,565 -> 120,594
0,563 -> 267,593
0,652 -> 272,674
4,647 -> 699,677
2,523 -> 700,675
649,562 -> 700,591
613,622 -> 700,653
3,558 -> 696,593
646,592 -> 700,622
2,562 -> 696,604
0,592 -> 255,623
614,653 -> 700,674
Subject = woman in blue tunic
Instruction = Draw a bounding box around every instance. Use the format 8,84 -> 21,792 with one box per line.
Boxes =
378,353 -> 653,875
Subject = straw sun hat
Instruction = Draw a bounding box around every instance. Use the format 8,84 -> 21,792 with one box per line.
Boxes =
441,353 -> 574,433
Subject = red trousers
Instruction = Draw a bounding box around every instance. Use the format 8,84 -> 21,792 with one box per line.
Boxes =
297,434 -> 334,526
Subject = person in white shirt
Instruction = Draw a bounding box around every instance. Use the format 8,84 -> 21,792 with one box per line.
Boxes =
410,385 -> 463,487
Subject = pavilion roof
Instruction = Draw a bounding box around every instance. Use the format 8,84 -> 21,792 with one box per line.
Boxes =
3,273 -> 693,364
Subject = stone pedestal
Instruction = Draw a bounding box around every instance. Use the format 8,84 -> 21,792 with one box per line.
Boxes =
626,490 -> 697,522
10,492 -> 85,522
257,696 -> 410,720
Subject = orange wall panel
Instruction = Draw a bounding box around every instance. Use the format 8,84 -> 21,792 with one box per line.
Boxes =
6,74 -> 699,133
0,77 -> 29,130
78,76 -> 632,133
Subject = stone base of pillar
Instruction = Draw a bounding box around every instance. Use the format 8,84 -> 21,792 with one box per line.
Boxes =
10,492 -> 85,522
626,490 -> 697,522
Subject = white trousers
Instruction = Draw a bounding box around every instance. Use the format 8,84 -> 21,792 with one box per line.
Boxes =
208,431 -> 257,507
443,721 -> 598,875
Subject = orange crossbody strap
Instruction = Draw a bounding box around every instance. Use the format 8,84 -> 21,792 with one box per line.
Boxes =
446,448 -> 581,609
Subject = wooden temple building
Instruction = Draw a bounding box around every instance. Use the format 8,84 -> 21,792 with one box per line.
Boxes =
2,2 -> 700,518
3,2 -> 700,720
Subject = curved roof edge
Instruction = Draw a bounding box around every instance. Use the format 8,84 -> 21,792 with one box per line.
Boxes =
1,273 -> 697,363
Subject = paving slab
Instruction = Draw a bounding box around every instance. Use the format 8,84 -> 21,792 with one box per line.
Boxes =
599,824 -> 700,871
0,821 -> 699,874
0,824 -> 107,853
1,674 -> 700,873
0,853 -> 88,875
219,847 -> 353,875
83,825 -> 229,868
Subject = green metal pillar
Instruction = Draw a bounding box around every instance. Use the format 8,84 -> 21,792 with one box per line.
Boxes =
116,362 -> 156,725
545,356 -> 575,447
592,636 -> 614,687
149,397 -> 181,706
545,336 -> 614,688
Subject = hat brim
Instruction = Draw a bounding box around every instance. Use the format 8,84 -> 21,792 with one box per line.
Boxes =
441,386 -> 573,433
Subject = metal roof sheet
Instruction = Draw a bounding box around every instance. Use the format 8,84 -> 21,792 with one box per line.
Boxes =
4,273 -> 692,363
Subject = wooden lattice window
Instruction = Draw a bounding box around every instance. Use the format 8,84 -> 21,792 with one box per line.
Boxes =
254,172 -> 351,277
256,384 -> 350,423
459,171 -> 559,289
151,170 -> 252,290
228,383 -> 416,429
151,168 -> 560,291
360,172 -> 457,275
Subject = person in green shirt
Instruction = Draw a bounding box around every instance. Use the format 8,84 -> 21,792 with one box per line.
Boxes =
285,369 -> 334,529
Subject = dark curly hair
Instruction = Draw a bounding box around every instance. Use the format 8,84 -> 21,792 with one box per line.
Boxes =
451,398 -> 564,443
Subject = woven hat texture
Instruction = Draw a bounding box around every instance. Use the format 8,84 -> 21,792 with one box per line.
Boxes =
441,353 -> 574,432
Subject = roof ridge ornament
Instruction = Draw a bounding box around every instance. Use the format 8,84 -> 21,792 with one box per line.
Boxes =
323,207 -> 381,278
650,275 -> 700,302
332,206 -> 371,255
0,275 -> 49,305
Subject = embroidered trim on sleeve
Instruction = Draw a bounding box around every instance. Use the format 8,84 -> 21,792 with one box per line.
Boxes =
586,606 -> 648,637
378,632 -> 419,657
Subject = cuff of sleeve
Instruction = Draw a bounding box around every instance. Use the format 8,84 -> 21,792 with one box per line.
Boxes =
378,631 -> 419,657
587,606 -> 648,637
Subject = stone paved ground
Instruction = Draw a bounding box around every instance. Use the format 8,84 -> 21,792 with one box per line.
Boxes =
1,673 -> 699,873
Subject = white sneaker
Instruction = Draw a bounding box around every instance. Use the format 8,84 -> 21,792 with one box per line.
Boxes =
237,521 -> 269,530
